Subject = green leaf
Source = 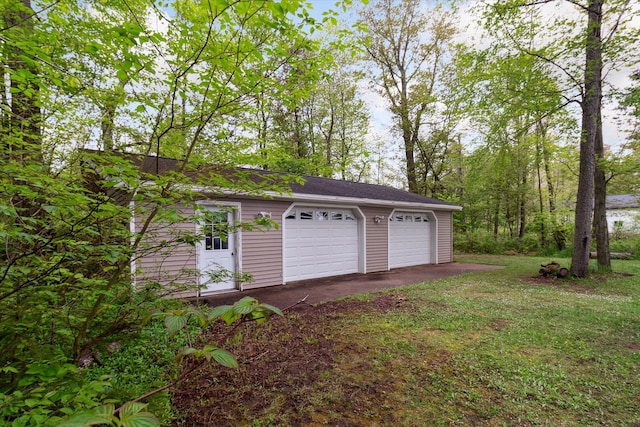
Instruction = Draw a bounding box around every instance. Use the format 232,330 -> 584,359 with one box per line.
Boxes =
220,310 -> 241,325
207,304 -> 233,321
57,405 -> 115,426
258,303 -> 283,316
178,347 -> 198,358
232,296 -> 258,315
164,314 -> 188,337
210,349 -> 238,369
116,69 -> 128,81
119,402 -> 159,427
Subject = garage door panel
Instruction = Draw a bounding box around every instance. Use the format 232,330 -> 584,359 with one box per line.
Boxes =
389,212 -> 431,269
285,207 -> 359,282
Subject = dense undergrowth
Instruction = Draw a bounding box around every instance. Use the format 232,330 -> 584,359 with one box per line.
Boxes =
454,230 -> 640,259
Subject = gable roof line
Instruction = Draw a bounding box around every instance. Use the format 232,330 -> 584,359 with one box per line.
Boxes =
188,185 -> 462,211
269,190 -> 463,211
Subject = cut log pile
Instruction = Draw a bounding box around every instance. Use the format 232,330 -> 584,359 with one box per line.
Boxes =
539,261 -> 569,278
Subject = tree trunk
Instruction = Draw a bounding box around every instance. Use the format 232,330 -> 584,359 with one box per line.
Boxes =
593,106 -> 611,270
570,0 -> 602,278
4,0 -> 41,163
536,145 -> 546,247
401,101 -> 418,192
518,174 -> 526,240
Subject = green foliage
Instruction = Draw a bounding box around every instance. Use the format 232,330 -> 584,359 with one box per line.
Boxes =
609,235 -> 640,260
0,361 -> 112,426
83,320 -> 191,425
1,0 -> 326,424
56,402 -> 158,427
455,230 -> 542,255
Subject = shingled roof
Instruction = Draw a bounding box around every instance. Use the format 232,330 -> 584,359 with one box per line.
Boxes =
606,194 -> 640,209
95,151 -> 460,210
289,173 -> 457,207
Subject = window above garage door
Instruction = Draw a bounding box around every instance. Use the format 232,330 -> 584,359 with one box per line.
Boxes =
389,212 -> 430,223
285,208 -> 357,222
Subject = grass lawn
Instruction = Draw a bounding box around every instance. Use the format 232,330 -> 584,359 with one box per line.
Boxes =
172,255 -> 640,426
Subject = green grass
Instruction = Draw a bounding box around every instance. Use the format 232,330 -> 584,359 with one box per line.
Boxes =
254,255 -> 640,426
170,255 -> 639,426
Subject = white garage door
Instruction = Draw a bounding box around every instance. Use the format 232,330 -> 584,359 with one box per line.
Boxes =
284,207 -> 359,282
389,212 -> 431,268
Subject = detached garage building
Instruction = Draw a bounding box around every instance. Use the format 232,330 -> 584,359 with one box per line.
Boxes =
132,156 -> 462,297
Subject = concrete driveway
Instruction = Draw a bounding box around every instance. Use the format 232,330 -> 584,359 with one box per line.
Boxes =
199,262 -> 503,310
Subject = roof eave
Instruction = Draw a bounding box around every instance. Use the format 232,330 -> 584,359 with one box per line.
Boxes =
244,189 -> 463,211
134,183 -> 463,211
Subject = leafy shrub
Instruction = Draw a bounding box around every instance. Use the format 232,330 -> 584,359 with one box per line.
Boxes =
83,320 -> 193,425
0,297 -> 282,426
454,230 -> 542,255
610,234 -> 640,259
0,360 -> 112,426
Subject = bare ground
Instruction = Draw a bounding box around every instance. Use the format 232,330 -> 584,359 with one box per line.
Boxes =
171,292 -> 416,426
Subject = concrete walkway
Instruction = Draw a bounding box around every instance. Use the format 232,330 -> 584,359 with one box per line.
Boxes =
199,262 -> 503,310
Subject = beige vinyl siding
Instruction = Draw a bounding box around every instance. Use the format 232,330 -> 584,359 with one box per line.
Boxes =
134,203 -> 198,297
435,210 -> 453,263
239,199 -> 289,289
360,206 -> 392,272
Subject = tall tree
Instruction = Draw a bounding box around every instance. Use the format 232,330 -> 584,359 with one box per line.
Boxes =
482,0 -> 640,276
254,28 -> 371,180
454,42 -> 576,244
360,0 -> 456,193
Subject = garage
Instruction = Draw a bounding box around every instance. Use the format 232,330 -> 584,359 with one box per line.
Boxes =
388,211 -> 432,269
284,206 -> 360,282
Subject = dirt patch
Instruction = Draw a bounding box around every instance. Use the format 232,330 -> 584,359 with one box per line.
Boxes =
490,318 -> 509,331
625,342 -> 640,351
171,292 -> 417,426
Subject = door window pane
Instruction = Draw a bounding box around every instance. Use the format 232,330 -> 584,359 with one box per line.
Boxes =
316,210 -> 329,221
204,211 -> 229,251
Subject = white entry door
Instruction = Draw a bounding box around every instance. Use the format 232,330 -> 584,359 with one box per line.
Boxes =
199,209 -> 237,293
389,211 -> 431,268
284,207 -> 359,282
